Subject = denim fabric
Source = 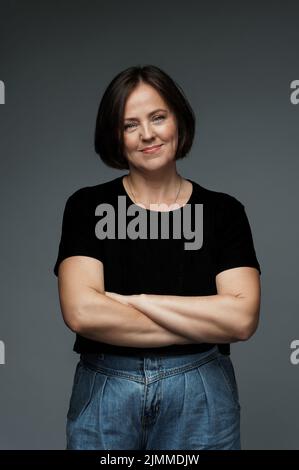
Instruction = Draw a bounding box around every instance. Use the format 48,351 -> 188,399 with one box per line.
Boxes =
66,345 -> 241,450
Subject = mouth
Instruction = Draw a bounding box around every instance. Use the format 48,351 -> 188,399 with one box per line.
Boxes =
141,144 -> 164,154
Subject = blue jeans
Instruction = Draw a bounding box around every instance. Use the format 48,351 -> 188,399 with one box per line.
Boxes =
66,345 -> 241,450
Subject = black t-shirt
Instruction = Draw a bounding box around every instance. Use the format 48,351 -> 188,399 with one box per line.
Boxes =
53,175 -> 261,356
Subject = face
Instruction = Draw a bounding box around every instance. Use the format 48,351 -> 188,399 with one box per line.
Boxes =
122,82 -> 178,171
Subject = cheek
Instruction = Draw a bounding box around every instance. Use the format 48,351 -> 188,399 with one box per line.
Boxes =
162,121 -> 178,141
124,135 -> 136,151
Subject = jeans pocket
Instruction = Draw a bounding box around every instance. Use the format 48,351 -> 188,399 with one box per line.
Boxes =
67,362 -> 97,421
216,355 -> 240,409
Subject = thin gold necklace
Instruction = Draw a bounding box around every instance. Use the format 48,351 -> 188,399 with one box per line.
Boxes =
126,174 -> 183,208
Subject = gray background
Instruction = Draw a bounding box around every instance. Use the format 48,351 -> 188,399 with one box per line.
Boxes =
0,0 -> 298,449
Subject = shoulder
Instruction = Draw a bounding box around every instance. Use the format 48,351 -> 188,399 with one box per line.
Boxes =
65,176 -> 121,206
190,179 -> 244,211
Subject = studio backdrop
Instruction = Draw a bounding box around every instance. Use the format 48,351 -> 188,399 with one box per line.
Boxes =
0,0 -> 298,450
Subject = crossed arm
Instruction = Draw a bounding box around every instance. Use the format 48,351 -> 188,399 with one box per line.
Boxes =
59,256 -> 261,347
105,266 -> 261,343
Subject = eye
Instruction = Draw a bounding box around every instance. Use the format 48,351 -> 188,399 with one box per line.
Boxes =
124,122 -> 136,130
124,115 -> 166,131
153,114 -> 165,122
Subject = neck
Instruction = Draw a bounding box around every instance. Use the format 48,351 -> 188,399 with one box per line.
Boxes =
126,167 -> 182,204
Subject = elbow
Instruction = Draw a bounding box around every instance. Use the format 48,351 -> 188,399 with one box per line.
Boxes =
233,294 -> 261,341
62,306 -> 85,334
60,289 -> 108,335
237,325 -> 254,342
68,315 -> 82,334
237,313 -> 260,342
62,291 -> 107,335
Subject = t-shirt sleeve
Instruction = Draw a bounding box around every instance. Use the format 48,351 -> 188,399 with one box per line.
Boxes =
214,196 -> 261,276
53,189 -> 104,277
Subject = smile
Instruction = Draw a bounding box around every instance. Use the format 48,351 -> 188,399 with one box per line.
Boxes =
141,144 -> 164,154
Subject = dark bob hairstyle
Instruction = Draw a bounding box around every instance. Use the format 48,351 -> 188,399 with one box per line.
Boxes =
94,64 -> 196,170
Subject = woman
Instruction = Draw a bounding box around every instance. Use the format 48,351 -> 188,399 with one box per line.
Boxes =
54,65 -> 261,450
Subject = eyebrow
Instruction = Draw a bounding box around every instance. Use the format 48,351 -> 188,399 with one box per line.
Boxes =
124,108 -> 168,121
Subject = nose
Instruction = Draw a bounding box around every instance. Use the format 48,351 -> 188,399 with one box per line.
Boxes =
139,122 -> 155,140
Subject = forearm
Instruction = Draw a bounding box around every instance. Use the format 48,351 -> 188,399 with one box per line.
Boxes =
126,293 -> 250,343
75,289 -> 196,348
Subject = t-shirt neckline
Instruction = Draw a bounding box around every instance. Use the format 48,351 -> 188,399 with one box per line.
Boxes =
117,175 -> 195,213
